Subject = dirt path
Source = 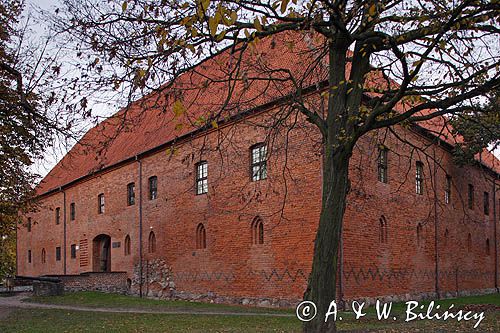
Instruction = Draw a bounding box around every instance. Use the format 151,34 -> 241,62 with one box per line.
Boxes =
0,306 -> 13,320
0,294 -> 294,317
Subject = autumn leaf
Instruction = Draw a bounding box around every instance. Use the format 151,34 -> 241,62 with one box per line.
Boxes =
280,0 -> 290,14
230,11 -> 237,24
172,100 -> 186,117
368,4 -> 376,16
209,17 -> 218,36
253,17 -> 262,32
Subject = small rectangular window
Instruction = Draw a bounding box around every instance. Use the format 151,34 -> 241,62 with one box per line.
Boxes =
70,203 -> 76,221
28,250 -> 31,263
445,175 -> 451,204
377,147 -> 388,183
468,184 -> 474,209
251,144 -> 267,181
484,192 -> 489,215
149,176 -> 158,200
415,161 -> 424,195
196,162 -> 208,195
127,183 -> 135,206
98,193 -> 105,214
27,218 -> 32,232
71,244 -> 77,259
56,247 -> 61,261
55,207 -> 61,225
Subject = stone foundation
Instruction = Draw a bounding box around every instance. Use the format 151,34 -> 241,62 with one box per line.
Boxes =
131,259 -> 176,298
44,272 -> 128,294
131,285 -> 499,310
129,259 -> 499,309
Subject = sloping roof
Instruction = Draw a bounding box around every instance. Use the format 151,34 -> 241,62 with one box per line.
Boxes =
37,31 -> 323,194
36,32 -> 499,195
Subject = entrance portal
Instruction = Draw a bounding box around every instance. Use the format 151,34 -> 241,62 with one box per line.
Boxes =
92,234 -> 111,272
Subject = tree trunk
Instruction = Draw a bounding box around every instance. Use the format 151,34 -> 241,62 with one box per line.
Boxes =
303,144 -> 351,333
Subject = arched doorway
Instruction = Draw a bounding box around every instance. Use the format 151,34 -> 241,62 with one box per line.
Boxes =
93,234 -> 111,272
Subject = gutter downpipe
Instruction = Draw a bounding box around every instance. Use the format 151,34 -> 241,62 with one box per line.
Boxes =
15,213 -> 18,276
62,187 -> 67,275
137,156 -> 143,297
339,227 -> 344,309
433,147 -> 440,298
493,177 -> 498,293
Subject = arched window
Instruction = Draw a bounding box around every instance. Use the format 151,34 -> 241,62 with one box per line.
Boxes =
196,223 -> 207,249
467,233 -> 472,252
124,235 -> 131,256
251,217 -> 264,245
41,248 -> 46,264
148,231 -> 156,253
379,215 -> 388,243
417,223 -> 423,247
486,238 -> 490,256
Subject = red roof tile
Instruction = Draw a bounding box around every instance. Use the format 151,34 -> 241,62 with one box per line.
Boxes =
36,32 -> 499,195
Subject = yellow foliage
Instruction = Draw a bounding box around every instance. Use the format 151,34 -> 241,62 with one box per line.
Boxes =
172,100 -> 186,117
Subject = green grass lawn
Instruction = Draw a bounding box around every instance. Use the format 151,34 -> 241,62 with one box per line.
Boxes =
26,291 -> 292,314
0,309 -> 301,333
371,293 -> 500,314
1,307 -> 498,332
1,291 -> 497,332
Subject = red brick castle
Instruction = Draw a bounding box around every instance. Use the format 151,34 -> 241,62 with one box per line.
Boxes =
17,33 -> 499,306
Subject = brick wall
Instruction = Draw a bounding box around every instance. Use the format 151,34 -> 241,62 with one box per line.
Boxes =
17,108 -> 499,304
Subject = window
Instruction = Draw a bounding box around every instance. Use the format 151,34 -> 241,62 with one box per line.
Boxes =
71,244 -> 77,259
415,161 -> 424,195
28,250 -> 31,263
98,193 -> 105,214
41,248 -> 46,264
444,175 -> 451,204
484,192 -> 489,215
56,247 -> 61,261
196,223 -> 207,249
251,143 -> 268,181
55,207 -> 61,225
486,239 -> 490,256
127,183 -> 135,206
468,184 -> 474,209
379,215 -> 388,243
70,202 -> 76,221
251,217 -> 264,245
467,233 -> 472,252
417,223 -> 423,247
148,231 -> 156,253
377,147 -> 388,183
149,176 -> 158,200
27,218 -> 31,232
124,235 -> 131,256
195,162 -> 208,195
